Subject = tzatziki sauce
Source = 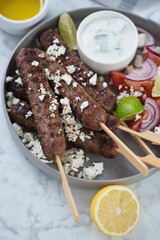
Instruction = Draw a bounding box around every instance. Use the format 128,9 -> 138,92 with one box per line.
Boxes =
81,17 -> 135,62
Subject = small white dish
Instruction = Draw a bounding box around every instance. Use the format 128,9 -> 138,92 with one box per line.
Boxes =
77,11 -> 138,75
0,0 -> 49,35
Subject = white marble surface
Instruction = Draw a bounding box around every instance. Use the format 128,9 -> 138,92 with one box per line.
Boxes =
0,0 -> 160,239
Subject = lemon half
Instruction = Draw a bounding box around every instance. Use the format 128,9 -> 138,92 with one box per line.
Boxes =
90,185 -> 140,237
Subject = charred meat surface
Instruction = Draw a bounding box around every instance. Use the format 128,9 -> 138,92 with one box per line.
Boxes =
16,48 -> 66,160
10,101 -> 118,159
40,29 -> 116,113
35,49 -> 107,131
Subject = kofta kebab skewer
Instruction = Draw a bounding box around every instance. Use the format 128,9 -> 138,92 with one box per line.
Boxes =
32,48 -> 148,176
40,29 -> 160,145
9,101 -> 160,170
16,48 -> 79,223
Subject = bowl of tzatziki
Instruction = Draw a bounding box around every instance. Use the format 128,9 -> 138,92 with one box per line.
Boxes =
77,11 -> 138,75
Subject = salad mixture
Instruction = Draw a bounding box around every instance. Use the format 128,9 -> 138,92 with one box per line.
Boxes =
113,29 -> 160,133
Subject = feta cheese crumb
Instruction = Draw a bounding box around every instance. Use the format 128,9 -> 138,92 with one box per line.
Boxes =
6,92 -> 20,108
39,95 -> 45,101
76,97 -> 81,102
154,127 -> 160,134
15,77 -> 23,86
134,114 -> 141,121
15,69 -> 19,75
6,76 -> 13,83
83,162 -> 104,180
32,60 -> 39,66
80,101 -> 89,112
46,43 -> 66,59
38,53 -> 44,58
25,110 -> 33,118
13,123 -> 24,137
66,65 -> 76,74
103,82 -> 108,88
61,74 -> 72,85
73,82 -> 78,88
62,148 -> 85,173
27,139 -> 46,160
89,74 -> 97,85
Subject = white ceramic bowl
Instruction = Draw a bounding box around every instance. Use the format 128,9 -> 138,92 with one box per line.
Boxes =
0,0 -> 49,35
77,11 -> 138,75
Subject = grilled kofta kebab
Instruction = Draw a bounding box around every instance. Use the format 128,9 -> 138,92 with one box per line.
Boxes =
34,49 -> 120,132
40,29 -> 116,114
16,48 -> 66,161
9,100 -> 118,159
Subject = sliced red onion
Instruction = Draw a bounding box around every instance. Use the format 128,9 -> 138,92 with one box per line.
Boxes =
140,97 -> 160,132
137,27 -> 155,46
126,58 -> 157,82
146,45 -> 160,58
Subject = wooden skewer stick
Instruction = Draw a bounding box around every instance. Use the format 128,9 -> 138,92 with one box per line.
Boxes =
56,155 -> 79,223
121,121 -> 156,156
99,122 -> 149,176
116,148 -> 160,169
118,125 -> 160,145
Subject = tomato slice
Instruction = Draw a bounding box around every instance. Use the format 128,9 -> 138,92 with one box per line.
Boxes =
111,71 -> 127,93
129,110 -> 148,132
145,51 -> 160,66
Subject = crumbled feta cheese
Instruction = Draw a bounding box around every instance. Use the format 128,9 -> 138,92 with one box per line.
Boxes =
20,102 -> 25,106
53,38 -> 59,44
6,92 -> 20,108
62,148 -> 85,173
22,132 -> 34,143
76,97 -> 81,102
25,111 -> 33,118
154,127 -> 160,134
38,83 -> 47,95
82,82 -> 86,87
38,53 -> 44,58
79,132 -> 85,142
79,77 -> 83,81
27,139 -> 46,160
15,77 -> 23,86
15,69 -> 19,75
140,87 -> 144,91
134,91 -> 143,97
73,82 -> 78,88
103,82 -> 108,88
61,74 -> 72,85
39,95 -> 45,101
80,101 -> 89,112
32,60 -> 39,66
134,114 -> 141,121
46,43 -> 66,59
83,162 -> 104,180
89,74 -> 97,85
6,76 -> 13,83
13,123 -> 24,137
118,85 -> 122,90
66,65 -> 76,74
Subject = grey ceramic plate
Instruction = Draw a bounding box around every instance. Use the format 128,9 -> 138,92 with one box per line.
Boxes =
2,7 -> 160,188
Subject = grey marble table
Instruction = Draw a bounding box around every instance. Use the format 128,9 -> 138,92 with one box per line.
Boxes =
0,0 -> 160,239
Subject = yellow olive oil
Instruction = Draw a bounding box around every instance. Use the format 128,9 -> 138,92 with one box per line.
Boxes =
0,0 -> 42,20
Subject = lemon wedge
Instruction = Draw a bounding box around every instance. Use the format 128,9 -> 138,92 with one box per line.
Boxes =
90,185 -> 140,237
152,77 -> 160,97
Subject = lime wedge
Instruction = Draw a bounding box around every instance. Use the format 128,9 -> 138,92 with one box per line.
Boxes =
152,77 -> 160,97
115,96 -> 144,120
58,12 -> 77,50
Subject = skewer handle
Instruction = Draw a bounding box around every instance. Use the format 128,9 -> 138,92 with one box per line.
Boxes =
140,155 -> 160,169
121,121 -> 156,156
118,125 -> 160,145
100,122 -> 149,176
56,155 -> 79,222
